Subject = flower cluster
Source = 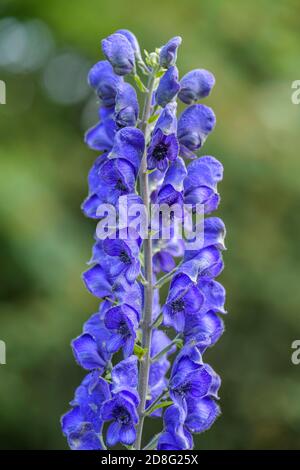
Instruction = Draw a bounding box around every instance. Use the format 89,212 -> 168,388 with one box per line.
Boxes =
61,29 -> 226,450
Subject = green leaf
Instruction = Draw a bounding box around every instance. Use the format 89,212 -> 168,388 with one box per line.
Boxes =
134,343 -> 148,360
148,113 -> 159,124
155,70 -> 165,78
174,338 -> 183,349
151,312 -> 163,329
134,74 -> 148,93
146,400 -> 173,415
143,433 -> 162,450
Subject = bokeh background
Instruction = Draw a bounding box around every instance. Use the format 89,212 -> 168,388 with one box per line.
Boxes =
1,0 -> 300,450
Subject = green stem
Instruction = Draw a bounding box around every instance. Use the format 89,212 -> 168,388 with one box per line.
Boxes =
135,70 -> 157,450
154,264 -> 180,289
144,389 -> 168,416
151,335 -> 181,363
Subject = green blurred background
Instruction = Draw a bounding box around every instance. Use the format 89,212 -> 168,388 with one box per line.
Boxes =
1,0 -> 300,450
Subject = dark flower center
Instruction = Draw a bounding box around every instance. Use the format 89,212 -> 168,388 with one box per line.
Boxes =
176,381 -> 191,397
170,298 -> 185,312
153,143 -> 168,161
118,321 -> 129,336
114,406 -> 130,425
115,178 -> 127,192
119,250 -> 131,264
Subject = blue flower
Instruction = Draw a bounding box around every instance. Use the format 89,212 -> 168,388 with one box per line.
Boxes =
109,127 -> 145,176
115,82 -> 139,128
157,405 -> 192,450
103,237 -> 141,283
184,311 -> 224,352
185,396 -> 220,433
159,36 -> 182,69
111,355 -> 138,393
180,246 -> 224,282
179,69 -> 215,104
203,217 -> 226,250
156,66 -> 180,108
88,60 -> 123,107
116,29 -> 141,61
178,104 -> 216,158
163,273 -> 204,332
72,333 -> 108,372
85,107 -> 116,152
104,304 -> 139,357
183,156 -> 223,213
101,393 -> 138,446
169,345 -> 215,406
82,264 -> 113,298
147,129 -> 178,172
61,372 -> 110,450
153,237 -> 185,274
155,102 -> 178,135
102,33 -> 135,75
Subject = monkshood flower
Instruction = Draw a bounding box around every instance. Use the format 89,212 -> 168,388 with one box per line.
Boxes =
179,69 -> 215,104
104,304 -> 139,358
183,156 -> 223,213
102,33 -> 135,75
116,29 -> 142,61
88,60 -> 123,107
71,306 -> 112,372
62,30 -> 227,452
85,107 -> 116,152
184,310 -> 225,353
101,393 -> 138,446
147,129 -> 178,171
158,405 -> 192,450
61,372 -> 110,450
159,36 -> 182,69
178,104 -> 216,158
153,236 -> 185,274
169,344 -> 220,407
156,66 -> 180,107
114,82 -> 139,128
163,273 -> 204,332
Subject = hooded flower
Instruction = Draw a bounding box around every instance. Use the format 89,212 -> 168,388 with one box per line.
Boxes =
61,372 -> 110,450
163,273 -> 204,331
157,405 -> 192,450
101,393 -> 138,446
179,69 -> 215,104
147,129 -> 178,172
184,310 -> 224,353
109,127 -> 145,176
183,156 -> 223,213
116,29 -> 141,61
103,237 -> 141,283
88,60 -> 123,107
102,33 -> 135,75
156,66 -> 180,108
85,107 -> 116,152
178,104 -> 216,158
169,345 -> 217,407
104,304 -> 139,357
114,82 -> 139,128
159,36 -> 182,69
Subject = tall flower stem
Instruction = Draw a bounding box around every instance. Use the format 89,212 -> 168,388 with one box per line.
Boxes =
135,70 -> 156,450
